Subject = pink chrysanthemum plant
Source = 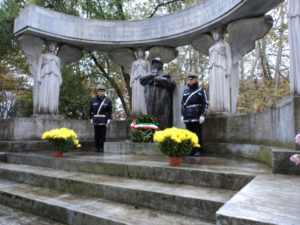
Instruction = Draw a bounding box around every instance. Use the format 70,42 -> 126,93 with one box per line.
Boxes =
295,133 -> 300,145
290,133 -> 300,166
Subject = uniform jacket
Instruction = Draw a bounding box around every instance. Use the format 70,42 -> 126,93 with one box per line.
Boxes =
181,83 -> 208,123
89,95 -> 112,126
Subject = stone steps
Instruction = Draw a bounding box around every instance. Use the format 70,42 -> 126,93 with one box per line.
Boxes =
0,203 -> 64,225
4,153 -> 257,190
0,179 -> 214,225
0,152 -> 273,224
0,162 -> 236,220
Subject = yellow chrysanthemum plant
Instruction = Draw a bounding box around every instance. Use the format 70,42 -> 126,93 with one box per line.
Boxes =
41,128 -> 81,152
153,127 -> 200,157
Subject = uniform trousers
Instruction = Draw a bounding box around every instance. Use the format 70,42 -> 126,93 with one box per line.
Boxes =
94,125 -> 106,150
185,122 -> 203,151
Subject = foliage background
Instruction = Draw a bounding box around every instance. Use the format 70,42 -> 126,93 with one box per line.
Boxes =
0,0 -> 290,119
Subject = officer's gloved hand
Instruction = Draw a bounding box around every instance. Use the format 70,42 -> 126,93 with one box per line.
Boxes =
199,115 -> 205,124
90,119 -> 93,124
106,119 -> 111,127
181,116 -> 184,123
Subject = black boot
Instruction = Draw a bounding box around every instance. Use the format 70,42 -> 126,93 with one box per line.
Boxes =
187,149 -> 196,156
193,150 -> 201,157
95,147 -> 100,153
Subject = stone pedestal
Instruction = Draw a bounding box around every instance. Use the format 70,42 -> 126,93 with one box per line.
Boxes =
0,117 -> 130,151
272,149 -> 300,176
0,117 -> 93,141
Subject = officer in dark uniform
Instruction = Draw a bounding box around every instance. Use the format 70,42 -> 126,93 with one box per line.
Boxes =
181,72 -> 208,156
89,85 -> 112,153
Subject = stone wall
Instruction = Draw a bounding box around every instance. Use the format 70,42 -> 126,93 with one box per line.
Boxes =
0,117 -> 130,141
203,96 -> 300,148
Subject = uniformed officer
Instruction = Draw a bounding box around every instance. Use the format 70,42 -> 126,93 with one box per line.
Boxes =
89,85 -> 112,153
181,72 -> 208,156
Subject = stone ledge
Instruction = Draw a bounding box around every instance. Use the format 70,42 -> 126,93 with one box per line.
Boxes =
104,142 -> 162,155
204,142 -> 275,166
272,149 -> 300,176
5,153 -> 261,190
216,174 -> 300,225
0,117 -> 130,141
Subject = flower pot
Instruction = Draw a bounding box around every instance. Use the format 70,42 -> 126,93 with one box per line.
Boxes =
53,150 -> 63,158
168,156 -> 182,167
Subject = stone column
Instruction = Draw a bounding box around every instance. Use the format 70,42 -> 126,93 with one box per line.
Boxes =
173,85 -> 185,129
288,0 -> 300,95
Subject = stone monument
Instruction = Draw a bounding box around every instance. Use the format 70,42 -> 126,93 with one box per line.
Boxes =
130,49 -> 150,115
140,58 -> 176,129
8,0 -> 290,153
18,34 -> 82,115
208,27 -> 232,112
192,16 -> 273,113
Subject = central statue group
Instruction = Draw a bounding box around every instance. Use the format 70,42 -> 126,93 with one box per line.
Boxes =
140,57 -> 176,130
132,52 -> 208,156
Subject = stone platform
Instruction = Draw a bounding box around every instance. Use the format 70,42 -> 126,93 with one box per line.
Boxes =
0,152 -> 298,224
217,174 -> 300,225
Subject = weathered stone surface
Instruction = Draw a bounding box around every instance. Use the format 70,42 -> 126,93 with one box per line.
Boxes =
0,162 -> 236,220
104,142 -> 162,155
288,0 -> 300,95
0,118 -> 129,141
0,203 -> 64,225
108,48 -> 135,74
272,149 -> 300,176
148,46 -> 178,63
203,96 -> 300,148
4,152 -> 270,190
0,140 -> 50,152
216,174 -> 300,225
1,152 -> 289,225
172,85 -> 185,129
14,1 -> 282,51
203,142 -> 273,166
0,179 -> 214,225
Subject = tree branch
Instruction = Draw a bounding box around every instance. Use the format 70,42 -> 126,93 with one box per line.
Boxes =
149,0 -> 182,18
120,66 -> 131,109
88,52 -> 130,117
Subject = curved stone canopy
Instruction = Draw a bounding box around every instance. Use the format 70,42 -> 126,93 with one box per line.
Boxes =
14,0 -> 282,52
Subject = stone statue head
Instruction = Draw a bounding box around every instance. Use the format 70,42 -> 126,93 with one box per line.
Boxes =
152,57 -> 163,71
211,26 -> 224,41
136,48 -> 145,59
47,41 -> 57,53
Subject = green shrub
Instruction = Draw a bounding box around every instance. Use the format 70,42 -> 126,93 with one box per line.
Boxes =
135,114 -> 158,124
131,129 -> 156,143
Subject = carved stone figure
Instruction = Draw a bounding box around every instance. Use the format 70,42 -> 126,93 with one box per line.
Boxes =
191,16 -> 273,113
287,0 -> 300,95
140,58 -> 176,129
208,27 -> 232,112
130,49 -> 150,115
18,35 -> 82,115
37,42 -> 62,114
